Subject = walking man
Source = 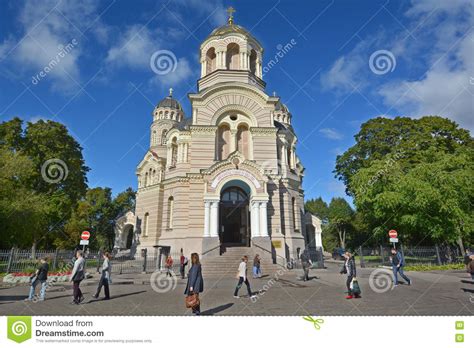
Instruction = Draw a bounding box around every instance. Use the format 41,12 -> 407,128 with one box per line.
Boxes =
70,250 -> 86,304
25,257 -> 49,302
233,256 -> 256,299
390,248 -> 411,286
300,249 -> 312,281
93,252 -> 111,300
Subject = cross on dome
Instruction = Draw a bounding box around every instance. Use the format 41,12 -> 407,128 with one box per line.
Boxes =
169,87 -> 173,96
226,6 -> 235,24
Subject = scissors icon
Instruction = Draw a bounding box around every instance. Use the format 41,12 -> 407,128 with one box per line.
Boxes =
303,316 -> 324,330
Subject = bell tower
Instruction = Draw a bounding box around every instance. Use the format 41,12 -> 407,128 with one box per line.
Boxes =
198,7 -> 264,91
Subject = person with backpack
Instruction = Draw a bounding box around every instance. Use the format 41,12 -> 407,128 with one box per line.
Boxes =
70,250 -> 86,304
390,248 -> 411,286
25,257 -> 49,302
180,250 -> 188,279
300,249 -> 312,281
93,252 -> 111,300
340,251 -> 360,299
233,256 -> 256,299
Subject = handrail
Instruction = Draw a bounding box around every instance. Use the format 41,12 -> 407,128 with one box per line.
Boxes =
201,244 -> 221,257
253,243 -> 288,268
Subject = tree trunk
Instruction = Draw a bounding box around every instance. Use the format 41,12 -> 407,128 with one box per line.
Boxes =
338,227 -> 345,249
457,236 -> 464,254
31,240 -> 37,260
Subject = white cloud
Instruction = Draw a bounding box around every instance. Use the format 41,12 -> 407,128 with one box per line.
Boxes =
150,57 -> 194,88
321,0 -> 474,131
106,26 -> 161,69
319,128 -> 344,140
0,0 -> 108,94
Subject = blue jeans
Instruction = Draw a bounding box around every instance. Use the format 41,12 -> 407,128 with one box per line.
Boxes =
392,265 -> 410,285
29,279 -> 47,300
253,266 -> 261,277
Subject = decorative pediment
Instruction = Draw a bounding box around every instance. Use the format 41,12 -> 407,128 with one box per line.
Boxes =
136,150 -> 164,172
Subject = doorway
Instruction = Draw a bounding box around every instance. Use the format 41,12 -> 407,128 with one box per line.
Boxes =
219,186 -> 249,246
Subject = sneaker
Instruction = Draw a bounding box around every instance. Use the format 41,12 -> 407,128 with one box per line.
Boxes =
24,298 -> 32,302
233,295 -> 239,299
354,294 -> 361,299
37,298 -> 45,301
345,295 -> 353,299
408,280 -> 412,286
250,295 -> 257,299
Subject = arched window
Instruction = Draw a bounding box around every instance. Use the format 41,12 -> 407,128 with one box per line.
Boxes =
291,197 -> 297,231
206,47 -> 216,74
216,124 -> 230,160
250,49 -> 257,75
220,186 -> 248,203
152,130 -> 157,145
171,112 -> 175,120
143,213 -> 149,237
161,129 -> 168,145
152,169 -> 156,184
165,111 -> 169,119
167,197 -> 174,229
226,43 -> 240,70
170,137 -> 178,167
236,124 -> 249,158
144,172 -> 148,187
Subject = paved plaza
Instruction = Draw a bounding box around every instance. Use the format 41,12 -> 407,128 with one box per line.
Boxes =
1,263 -> 473,316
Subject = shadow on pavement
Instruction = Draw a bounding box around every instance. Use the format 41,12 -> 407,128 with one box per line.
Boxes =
86,290 -> 147,303
200,303 -> 233,315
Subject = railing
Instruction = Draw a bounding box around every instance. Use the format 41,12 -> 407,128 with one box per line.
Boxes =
356,245 -> 464,268
290,247 -> 325,269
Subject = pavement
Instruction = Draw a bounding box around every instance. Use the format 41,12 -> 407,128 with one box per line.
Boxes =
1,263 -> 473,316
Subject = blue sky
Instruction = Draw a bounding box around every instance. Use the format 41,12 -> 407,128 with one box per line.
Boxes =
0,0 -> 472,204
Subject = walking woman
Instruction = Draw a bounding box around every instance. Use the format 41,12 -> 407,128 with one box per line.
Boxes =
93,252 -> 111,300
340,251 -> 360,299
253,254 -> 261,278
184,253 -> 204,315
70,250 -> 86,304
234,256 -> 256,299
165,255 -> 174,277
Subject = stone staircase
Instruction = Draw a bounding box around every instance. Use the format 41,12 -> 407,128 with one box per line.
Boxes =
201,246 -> 283,278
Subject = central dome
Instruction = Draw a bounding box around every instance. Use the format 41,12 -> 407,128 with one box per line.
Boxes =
206,23 -> 258,42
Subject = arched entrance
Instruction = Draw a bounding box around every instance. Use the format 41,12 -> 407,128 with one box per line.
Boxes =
219,183 -> 250,247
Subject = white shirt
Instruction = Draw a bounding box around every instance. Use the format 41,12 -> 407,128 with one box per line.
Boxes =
237,261 -> 247,280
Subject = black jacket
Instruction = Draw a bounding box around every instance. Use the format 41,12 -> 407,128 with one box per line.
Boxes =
37,263 -> 49,281
184,264 -> 203,295
340,257 -> 356,277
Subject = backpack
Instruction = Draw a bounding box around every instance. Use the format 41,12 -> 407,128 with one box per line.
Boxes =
183,257 -> 188,266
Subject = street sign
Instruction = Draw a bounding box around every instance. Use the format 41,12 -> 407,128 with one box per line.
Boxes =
389,237 -> 398,243
388,229 -> 398,238
80,239 -> 89,246
81,231 -> 90,240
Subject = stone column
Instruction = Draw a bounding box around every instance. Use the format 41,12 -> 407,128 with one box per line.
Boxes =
230,129 -> 237,153
259,201 -> 269,237
201,59 -> 206,77
251,201 -> 260,237
203,201 -> 210,237
210,201 -> 219,237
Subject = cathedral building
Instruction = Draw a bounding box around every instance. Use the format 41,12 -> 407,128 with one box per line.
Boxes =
115,9 -> 321,265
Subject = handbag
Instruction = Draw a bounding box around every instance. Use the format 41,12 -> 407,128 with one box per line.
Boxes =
185,293 -> 200,308
351,278 -> 361,294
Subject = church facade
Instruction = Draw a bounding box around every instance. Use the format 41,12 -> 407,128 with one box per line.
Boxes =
115,11 -> 321,263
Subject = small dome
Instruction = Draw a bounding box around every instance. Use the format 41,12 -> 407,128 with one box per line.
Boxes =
275,101 -> 289,113
157,96 -> 182,111
207,23 -> 255,41
152,88 -> 184,122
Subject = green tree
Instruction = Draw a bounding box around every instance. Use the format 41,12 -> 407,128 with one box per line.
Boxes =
327,197 -> 354,249
0,117 -> 89,249
335,116 -> 474,247
305,197 -> 329,223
